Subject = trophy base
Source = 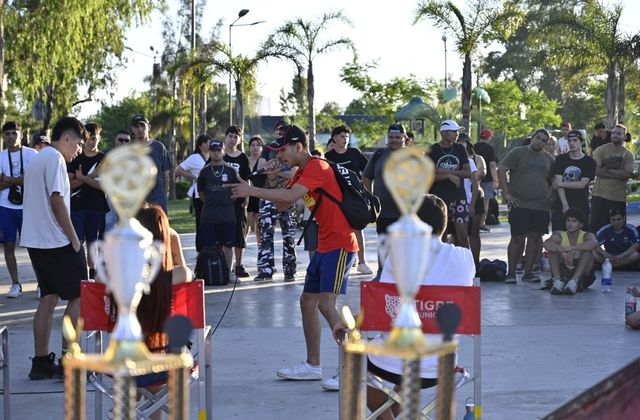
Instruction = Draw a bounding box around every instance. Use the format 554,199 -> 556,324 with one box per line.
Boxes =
103,339 -> 152,364
386,326 -> 426,350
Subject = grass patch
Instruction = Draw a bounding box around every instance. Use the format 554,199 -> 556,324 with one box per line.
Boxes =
167,198 -> 195,234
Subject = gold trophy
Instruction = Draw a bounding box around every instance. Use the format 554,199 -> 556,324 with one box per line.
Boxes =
63,144 -> 193,420
340,147 -> 459,420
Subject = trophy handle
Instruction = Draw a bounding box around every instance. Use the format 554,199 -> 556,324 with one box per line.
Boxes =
141,241 -> 164,294
91,241 -> 109,287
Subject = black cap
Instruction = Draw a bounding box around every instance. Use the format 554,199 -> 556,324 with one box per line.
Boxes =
2,121 -> 21,132
266,124 -> 307,150
388,123 -> 406,134
209,139 -> 223,150
594,122 -> 606,130
131,114 -> 149,126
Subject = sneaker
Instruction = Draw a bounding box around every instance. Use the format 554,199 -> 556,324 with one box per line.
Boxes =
540,277 -> 553,290
7,283 -> 22,298
551,279 -> 566,295
532,264 -> 541,273
479,226 -> 491,233
235,265 -> 250,278
504,274 -> 517,284
521,273 -> 541,283
564,279 -> 578,295
284,275 -> 296,283
277,361 -> 322,381
254,273 -> 272,282
357,262 -> 374,275
28,352 -> 58,380
322,372 -> 339,391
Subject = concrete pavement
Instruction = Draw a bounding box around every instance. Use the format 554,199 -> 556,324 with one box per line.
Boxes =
1,217 -> 640,419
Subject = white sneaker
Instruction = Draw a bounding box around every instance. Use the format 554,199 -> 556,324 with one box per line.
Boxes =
564,279 -> 578,295
322,372 -> 339,391
277,361 -> 322,381
7,283 -> 22,298
551,279 -> 565,295
357,262 -> 374,275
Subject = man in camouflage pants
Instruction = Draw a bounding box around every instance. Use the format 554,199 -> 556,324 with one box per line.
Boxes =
254,121 -> 297,282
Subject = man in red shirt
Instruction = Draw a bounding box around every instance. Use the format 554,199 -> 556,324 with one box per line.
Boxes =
228,124 -> 358,388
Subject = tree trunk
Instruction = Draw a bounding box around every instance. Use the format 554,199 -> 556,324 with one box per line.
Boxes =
235,79 -> 244,152
43,85 -> 53,130
199,85 -> 207,136
617,70 -> 625,123
605,65 -> 618,128
461,53 -> 472,132
307,60 -> 316,151
168,115 -> 177,201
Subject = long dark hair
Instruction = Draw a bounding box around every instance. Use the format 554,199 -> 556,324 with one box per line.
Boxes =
136,204 -> 173,351
194,134 -> 211,154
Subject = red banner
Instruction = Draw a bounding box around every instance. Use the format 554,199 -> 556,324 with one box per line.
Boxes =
359,282 -> 481,335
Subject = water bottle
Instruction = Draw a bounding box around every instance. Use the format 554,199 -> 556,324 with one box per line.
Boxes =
463,399 -> 475,420
541,252 -> 551,272
626,288 -> 637,316
601,258 -> 613,293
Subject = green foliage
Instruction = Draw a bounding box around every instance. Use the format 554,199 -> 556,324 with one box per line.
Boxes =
174,179 -> 190,200
90,93 -> 153,150
167,198 -> 195,234
4,0 -> 161,128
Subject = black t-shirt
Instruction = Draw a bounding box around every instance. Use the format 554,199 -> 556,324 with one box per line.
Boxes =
589,132 -> 612,153
553,153 -> 596,212
197,164 -> 240,223
428,142 -> 469,203
474,142 -> 496,182
224,152 -> 250,207
67,152 -> 108,212
325,147 -> 368,177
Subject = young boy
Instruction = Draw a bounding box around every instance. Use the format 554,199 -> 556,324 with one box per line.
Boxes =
542,207 -> 598,295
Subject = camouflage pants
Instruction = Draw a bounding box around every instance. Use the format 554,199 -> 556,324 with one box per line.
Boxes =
257,199 -> 297,277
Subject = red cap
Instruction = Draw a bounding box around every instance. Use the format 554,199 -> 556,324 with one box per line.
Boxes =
480,128 -> 493,139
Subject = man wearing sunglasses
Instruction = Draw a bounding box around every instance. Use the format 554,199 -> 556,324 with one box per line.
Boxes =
114,130 -> 131,146
498,128 -> 555,284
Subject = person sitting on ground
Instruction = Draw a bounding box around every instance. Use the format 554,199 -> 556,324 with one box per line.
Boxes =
332,194 -> 474,419
542,208 -> 597,295
594,207 -> 640,270
625,287 -> 640,329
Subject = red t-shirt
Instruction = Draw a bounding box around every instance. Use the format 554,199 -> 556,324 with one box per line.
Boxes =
290,158 -> 358,253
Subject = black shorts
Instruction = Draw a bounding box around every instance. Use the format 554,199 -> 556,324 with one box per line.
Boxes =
28,244 -> 87,300
508,207 -> 550,236
247,196 -> 260,213
234,206 -> 247,248
367,358 -> 437,389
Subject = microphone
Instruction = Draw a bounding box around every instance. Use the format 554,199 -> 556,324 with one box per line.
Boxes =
250,165 -> 289,178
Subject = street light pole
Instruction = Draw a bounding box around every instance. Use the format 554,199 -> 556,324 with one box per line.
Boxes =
229,9 -> 250,127
190,0 -> 196,151
442,34 -> 448,89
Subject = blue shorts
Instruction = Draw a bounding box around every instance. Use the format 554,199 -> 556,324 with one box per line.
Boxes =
304,249 -> 357,295
0,206 -> 22,243
199,222 -> 236,248
71,210 -> 105,243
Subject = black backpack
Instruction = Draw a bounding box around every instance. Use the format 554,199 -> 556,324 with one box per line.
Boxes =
478,258 -> 507,282
194,246 -> 230,286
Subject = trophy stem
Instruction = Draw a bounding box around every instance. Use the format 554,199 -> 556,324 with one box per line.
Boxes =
399,358 -> 421,419
387,298 -> 426,349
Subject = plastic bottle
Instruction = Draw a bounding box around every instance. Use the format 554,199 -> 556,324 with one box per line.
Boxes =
541,252 -> 551,272
463,400 -> 475,420
626,288 -> 637,317
601,258 -> 613,293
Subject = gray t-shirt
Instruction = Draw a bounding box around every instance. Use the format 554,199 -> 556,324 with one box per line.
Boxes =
197,163 -> 239,224
145,140 -> 173,208
500,146 -> 555,211
362,148 -> 400,219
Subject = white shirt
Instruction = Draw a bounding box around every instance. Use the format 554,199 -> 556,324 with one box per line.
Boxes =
557,137 -> 569,154
369,238 -> 475,378
20,146 -> 71,249
463,158 -> 478,204
178,153 -> 207,198
0,146 -> 37,209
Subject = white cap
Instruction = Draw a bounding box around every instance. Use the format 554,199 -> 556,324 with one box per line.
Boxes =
440,120 -> 461,132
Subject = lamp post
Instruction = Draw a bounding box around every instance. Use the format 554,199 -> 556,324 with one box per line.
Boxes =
228,9 -> 250,127
442,34 -> 448,89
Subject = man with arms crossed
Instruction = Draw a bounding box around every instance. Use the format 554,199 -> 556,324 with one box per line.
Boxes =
228,125 -> 358,390
21,117 -> 87,379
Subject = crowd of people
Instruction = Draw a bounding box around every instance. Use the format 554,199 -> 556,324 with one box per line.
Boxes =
2,111 -> 640,417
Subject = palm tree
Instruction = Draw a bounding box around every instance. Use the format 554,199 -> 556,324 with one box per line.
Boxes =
545,1 -> 639,127
266,11 -> 354,151
414,0 -> 523,131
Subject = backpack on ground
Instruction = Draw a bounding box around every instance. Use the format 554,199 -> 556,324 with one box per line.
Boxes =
194,246 -> 229,286
478,258 -> 507,282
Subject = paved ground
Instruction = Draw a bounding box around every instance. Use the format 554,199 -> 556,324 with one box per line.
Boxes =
1,216 -> 640,419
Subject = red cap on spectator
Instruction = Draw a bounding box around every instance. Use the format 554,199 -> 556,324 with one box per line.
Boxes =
480,128 -> 493,139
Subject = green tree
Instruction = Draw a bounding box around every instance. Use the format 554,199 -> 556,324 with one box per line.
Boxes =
267,11 -> 355,151
414,0 -> 523,131
4,0 -> 160,129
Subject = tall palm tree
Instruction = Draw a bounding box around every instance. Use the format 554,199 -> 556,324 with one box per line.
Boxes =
414,0 -> 522,131
267,11 -> 354,151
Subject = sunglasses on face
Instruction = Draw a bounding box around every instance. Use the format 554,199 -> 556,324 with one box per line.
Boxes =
117,137 -> 131,143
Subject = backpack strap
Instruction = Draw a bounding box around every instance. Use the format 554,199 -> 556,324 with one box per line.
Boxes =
297,194 -> 323,246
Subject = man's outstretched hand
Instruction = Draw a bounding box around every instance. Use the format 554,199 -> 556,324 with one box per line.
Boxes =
226,177 -> 251,200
